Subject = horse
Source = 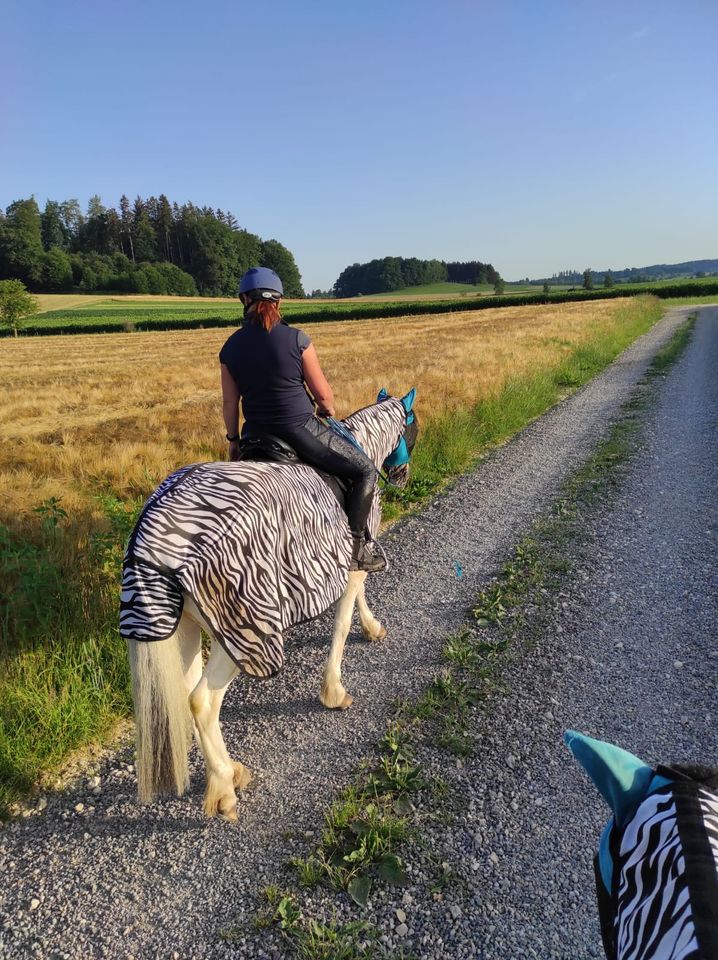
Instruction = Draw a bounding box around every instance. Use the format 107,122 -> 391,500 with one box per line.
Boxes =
565,730 -> 718,959
121,388 -> 418,821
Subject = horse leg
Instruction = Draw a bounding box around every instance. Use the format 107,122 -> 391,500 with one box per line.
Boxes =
356,577 -> 387,641
189,638 -> 247,821
176,607 -> 203,696
320,570 -> 364,710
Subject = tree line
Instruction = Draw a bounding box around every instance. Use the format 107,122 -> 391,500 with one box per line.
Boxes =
333,257 -> 500,297
536,258 -> 718,287
0,196 -> 304,297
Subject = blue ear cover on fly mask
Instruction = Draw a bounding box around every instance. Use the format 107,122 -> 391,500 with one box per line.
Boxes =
564,730 -> 672,893
381,388 -> 416,468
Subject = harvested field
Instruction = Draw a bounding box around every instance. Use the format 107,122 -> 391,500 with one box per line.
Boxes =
2,298 -> 631,533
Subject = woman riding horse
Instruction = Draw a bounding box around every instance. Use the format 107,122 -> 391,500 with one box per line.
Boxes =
219,266 -> 385,573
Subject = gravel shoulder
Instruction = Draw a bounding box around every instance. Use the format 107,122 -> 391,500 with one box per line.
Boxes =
362,304 -> 718,959
0,305 -> 709,960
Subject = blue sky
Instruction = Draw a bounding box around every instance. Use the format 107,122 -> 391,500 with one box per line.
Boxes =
2,0 -> 717,289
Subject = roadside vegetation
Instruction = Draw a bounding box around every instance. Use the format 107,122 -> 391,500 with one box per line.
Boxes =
0,295 -> 663,814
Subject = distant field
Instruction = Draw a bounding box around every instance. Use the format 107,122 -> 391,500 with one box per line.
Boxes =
661,294 -> 718,306
1,297 -> 656,525
351,281 -> 548,298
7,277 -> 711,339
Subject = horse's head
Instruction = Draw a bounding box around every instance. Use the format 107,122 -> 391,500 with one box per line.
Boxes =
565,730 -> 718,959
376,387 -> 418,488
344,387 -> 419,488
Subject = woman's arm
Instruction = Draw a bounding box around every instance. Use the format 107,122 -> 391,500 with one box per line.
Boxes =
220,363 -> 242,460
302,344 -> 335,417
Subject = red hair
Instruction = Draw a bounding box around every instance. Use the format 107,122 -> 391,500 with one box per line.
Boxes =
246,299 -> 282,331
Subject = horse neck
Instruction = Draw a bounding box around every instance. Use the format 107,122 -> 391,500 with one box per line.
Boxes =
344,399 -> 405,468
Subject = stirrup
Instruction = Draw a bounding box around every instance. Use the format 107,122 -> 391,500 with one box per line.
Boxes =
350,536 -> 388,573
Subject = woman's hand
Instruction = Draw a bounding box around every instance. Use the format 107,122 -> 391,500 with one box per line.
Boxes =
316,401 -> 335,418
228,439 -> 241,462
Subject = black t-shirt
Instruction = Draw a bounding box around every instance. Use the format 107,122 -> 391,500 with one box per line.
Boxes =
219,321 -> 314,431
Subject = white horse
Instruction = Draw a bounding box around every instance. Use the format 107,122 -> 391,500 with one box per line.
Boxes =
124,390 -> 417,820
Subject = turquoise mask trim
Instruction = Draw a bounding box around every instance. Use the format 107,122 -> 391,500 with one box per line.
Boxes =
378,387 -> 416,469
563,730 -> 672,827
564,730 -> 654,826
597,821 -> 613,893
401,387 -> 416,413
384,435 -> 410,468
565,730 -> 672,894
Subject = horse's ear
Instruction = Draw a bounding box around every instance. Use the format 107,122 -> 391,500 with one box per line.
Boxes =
401,388 -> 416,413
564,730 -> 655,826
377,387 -> 389,402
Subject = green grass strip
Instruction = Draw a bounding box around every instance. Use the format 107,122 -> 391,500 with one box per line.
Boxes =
382,295 -> 664,520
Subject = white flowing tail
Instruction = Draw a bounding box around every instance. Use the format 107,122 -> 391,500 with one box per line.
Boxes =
127,634 -> 193,803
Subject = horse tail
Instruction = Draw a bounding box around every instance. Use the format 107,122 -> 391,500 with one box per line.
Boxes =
127,632 -> 193,804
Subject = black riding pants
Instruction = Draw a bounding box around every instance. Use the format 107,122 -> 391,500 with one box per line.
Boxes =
250,416 -> 377,537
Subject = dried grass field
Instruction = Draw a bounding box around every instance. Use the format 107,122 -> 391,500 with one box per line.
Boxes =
0,295 -> 662,812
1,298 -> 639,532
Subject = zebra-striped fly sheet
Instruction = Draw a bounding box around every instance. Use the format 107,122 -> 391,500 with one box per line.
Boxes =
566,731 -> 718,960
120,398 -> 407,677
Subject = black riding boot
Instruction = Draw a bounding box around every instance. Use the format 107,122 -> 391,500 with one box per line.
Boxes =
350,534 -> 387,573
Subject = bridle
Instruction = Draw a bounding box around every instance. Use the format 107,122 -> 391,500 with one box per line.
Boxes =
324,400 -> 418,490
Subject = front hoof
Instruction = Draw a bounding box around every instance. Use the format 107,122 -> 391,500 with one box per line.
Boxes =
320,681 -> 352,710
233,761 -> 253,790
217,800 -> 238,823
361,621 -> 386,643
204,776 -> 238,820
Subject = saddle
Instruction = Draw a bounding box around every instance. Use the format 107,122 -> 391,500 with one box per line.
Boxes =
235,434 -> 350,511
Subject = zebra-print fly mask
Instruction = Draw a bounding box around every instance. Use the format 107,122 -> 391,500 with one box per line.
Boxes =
565,730 -> 718,960
377,387 -> 417,488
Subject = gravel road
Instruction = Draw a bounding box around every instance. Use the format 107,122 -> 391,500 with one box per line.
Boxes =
1,305 -> 713,960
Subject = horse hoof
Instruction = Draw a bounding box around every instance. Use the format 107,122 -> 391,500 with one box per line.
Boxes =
233,762 -> 253,790
320,681 -> 351,710
218,804 -> 238,823
340,692 -> 353,710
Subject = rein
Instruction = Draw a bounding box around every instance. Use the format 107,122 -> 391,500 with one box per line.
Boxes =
324,415 -> 408,490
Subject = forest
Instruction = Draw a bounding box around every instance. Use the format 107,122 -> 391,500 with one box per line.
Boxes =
0,196 -> 304,297
333,257 -> 500,297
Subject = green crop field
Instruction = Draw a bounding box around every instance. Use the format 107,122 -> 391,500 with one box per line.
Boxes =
5,277 -> 717,338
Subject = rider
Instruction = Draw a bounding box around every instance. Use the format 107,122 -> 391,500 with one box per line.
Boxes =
219,266 -> 386,573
